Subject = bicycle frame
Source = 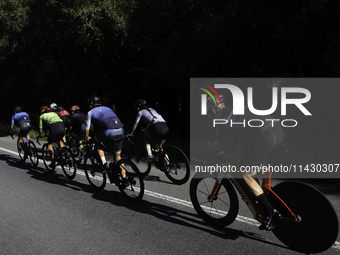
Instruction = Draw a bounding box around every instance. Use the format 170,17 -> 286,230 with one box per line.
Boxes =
211,171 -> 300,224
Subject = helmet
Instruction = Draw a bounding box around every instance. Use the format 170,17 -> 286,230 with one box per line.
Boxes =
87,96 -> 101,108
134,99 -> 147,110
70,105 -> 80,114
50,103 -> 57,109
207,95 -> 225,110
40,106 -> 50,114
13,106 -> 23,114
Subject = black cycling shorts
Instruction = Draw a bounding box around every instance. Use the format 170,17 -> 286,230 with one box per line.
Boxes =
49,122 -> 66,143
149,122 -> 169,142
96,128 -> 125,153
18,120 -> 32,137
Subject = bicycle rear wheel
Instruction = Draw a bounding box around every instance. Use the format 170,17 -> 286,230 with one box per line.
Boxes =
162,145 -> 190,185
269,181 -> 339,254
190,173 -> 239,226
84,156 -> 106,190
127,143 -> 151,176
42,143 -> 55,172
116,159 -> 144,202
28,140 -> 39,166
60,147 -> 77,179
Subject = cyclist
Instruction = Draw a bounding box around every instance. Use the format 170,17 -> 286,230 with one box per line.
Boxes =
38,106 -> 66,166
50,103 -> 71,131
85,96 -> 128,185
127,99 -> 169,161
69,105 -> 87,158
203,95 -> 284,231
10,106 -> 32,152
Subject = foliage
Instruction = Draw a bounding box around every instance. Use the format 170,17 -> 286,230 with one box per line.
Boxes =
1,0 -> 340,160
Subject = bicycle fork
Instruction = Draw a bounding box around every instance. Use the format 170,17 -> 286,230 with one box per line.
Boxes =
208,179 -> 223,202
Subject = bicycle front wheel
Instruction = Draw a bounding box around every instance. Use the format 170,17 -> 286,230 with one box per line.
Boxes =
17,139 -> 25,162
127,143 -> 151,176
116,159 -> 144,202
84,156 -> 106,190
42,143 -> 55,172
60,147 -> 77,179
190,173 -> 239,226
269,181 -> 339,254
68,133 -> 80,157
28,140 -> 39,166
162,145 -> 190,185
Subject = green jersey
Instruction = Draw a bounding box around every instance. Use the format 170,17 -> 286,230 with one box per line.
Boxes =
39,112 -> 63,128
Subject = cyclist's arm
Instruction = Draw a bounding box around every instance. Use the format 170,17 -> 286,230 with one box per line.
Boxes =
85,111 -> 92,141
10,115 -> 15,133
39,115 -> 44,136
127,122 -> 139,136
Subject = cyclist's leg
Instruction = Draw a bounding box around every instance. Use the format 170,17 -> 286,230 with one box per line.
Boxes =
79,124 -> 86,152
47,126 -> 56,159
241,126 -> 285,230
54,122 -> 66,148
113,133 -> 125,177
142,129 -> 153,157
146,122 -> 169,154
94,130 -> 109,170
19,120 -> 32,143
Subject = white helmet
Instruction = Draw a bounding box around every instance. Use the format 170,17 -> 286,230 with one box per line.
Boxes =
50,103 -> 57,109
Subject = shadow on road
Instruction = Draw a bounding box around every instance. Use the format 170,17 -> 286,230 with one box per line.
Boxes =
0,153 -> 300,253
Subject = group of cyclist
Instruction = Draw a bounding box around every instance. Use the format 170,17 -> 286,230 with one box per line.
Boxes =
11,93 -> 284,231
11,96 -> 170,184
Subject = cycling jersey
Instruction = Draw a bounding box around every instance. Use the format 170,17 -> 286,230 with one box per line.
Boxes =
70,112 -> 87,129
86,106 -> 125,152
86,106 -> 123,131
39,112 -> 63,129
11,112 -> 32,136
135,108 -> 166,126
211,106 -> 285,167
11,112 -> 30,126
214,106 -> 281,138
70,111 -> 87,138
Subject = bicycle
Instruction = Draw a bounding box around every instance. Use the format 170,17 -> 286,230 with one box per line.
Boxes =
127,134 -> 190,185
38,134 -> 77,180
66,132 -> 86,164
11,133 -> 39,166
84,139 -> 144,202
189,149 -> 339,254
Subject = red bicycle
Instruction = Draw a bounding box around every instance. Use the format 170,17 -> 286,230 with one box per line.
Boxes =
190,166 -> 339,253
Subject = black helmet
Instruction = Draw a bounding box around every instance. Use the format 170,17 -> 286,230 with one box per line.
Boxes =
134,99 -> 147,110
207,95 -> 225,110
87,96 -> 102,108
14,106 -> 23,113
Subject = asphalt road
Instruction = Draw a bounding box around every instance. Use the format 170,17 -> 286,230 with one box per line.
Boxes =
0,136 -> 339,255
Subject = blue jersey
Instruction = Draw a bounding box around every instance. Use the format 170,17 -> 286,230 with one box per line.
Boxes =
11,112 -> 30,126
86,106 -> 123,131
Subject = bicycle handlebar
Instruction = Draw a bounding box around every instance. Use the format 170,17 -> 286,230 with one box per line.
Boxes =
36,134 -> 48,145
126,135 -> 135,145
